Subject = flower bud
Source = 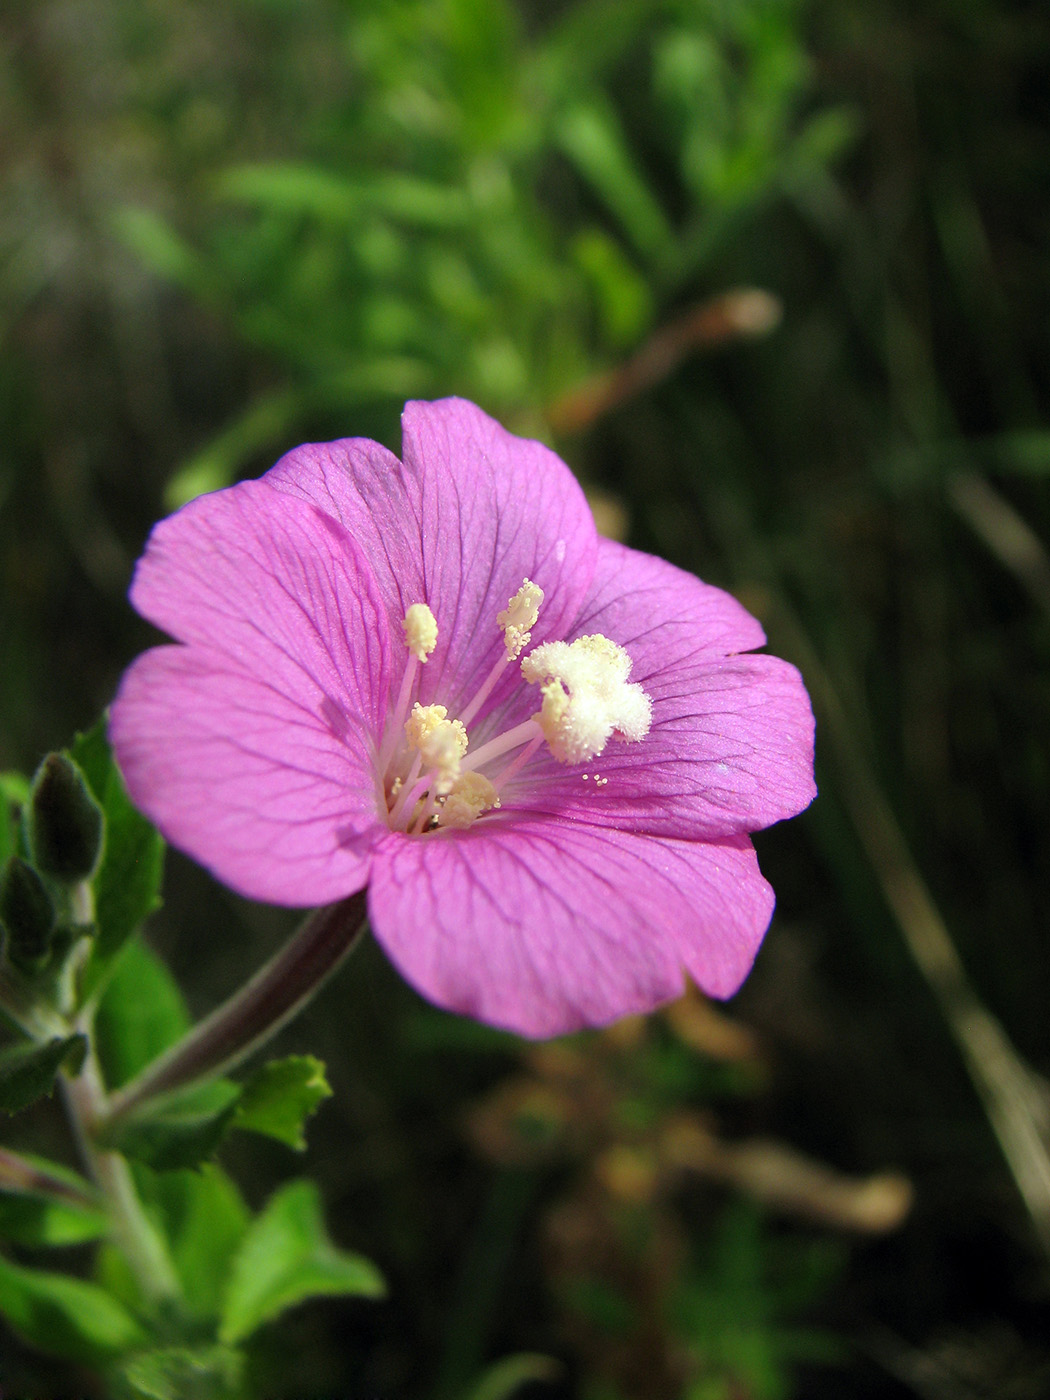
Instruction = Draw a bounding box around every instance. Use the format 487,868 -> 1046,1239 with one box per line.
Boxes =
0,856 -> 56,972
27,754 -> 103,883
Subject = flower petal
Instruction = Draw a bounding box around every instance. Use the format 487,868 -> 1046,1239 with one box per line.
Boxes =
509,539 -> 816,838
110,646 -> 383,905
112,481 -> 393,904
265,432 -> 426,625
368,820 -> 775,1037
267,399 -> 599,717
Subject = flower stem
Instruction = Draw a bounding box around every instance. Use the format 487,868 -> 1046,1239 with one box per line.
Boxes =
104,893 -> 369,1124
63,1045 -> 181,1303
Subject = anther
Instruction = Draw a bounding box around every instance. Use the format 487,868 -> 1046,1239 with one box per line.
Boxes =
402,603 -> 438,662
438,772 -> 501,829
497,579 -> 544,660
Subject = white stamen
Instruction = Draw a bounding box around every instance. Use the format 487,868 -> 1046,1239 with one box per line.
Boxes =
522,634 -> 652,765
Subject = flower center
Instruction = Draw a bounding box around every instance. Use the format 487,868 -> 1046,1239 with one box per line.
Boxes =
379,581 -> 652,834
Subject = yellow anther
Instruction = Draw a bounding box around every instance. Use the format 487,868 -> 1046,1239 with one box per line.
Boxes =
523,633 -> 652,765
497,578 -> 544,660
437,772 -> 501,829
402,603 -> 438,662
405,702 -> 449,747
405,703 -> 467,795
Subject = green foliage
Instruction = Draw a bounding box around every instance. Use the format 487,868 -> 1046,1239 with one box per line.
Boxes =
672,1205 -> 844,1400
219,1180 -> 385,1345
0,1150 -> 109,1247
0,1253 -> 147,1366
137,1165 -> 251,1321
104,0 -> 840,502
70,720 -> 166,992
103,1079 -> 243,1172
0,1034 -> 87,1115
95,937 -> 191,1091
0,1189 -> 110,1247
232,1054 -> 332,1151
112,1344 -> 246,1400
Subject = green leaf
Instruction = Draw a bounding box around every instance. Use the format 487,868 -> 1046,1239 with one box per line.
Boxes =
463,1353 -> 563,1400
219,1181 -> 385,1345
137,1164 -> 250,1321
233,1055 -> 332,1151
71,720 -> 166,989
555,98 -> 674,262
95,937 -> 190,1090
0,1192 -> 110,1247
103,1080 -> 242,1172
0,772 -> 27,866
0,1148 -> 108,1245
0,1253 -> 146,1365
215,164 -> 469,230
112,1343 -> 246,1400
0,1035 -> 87,1114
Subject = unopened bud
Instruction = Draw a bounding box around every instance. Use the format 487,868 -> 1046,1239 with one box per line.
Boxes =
27,754 -> 103,883
0,856 -> 56,972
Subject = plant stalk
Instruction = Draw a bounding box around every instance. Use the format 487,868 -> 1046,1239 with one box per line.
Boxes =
104,893 -> 369,1124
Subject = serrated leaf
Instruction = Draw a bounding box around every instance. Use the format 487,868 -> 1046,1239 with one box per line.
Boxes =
0,1035 -> 87,1114
219,1181 -> 384,1345
111,1342 -> 246,1400
70,719 -> 165,989
95,937 -> 191,1090
233,1055 -> 332,1151
103,1080 -> 242,1172
0,1253 -> 146,1365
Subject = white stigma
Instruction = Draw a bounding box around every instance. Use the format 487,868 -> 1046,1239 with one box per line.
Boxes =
437,772 -> 501,829
497,578 -> 544,660
402,603 -> 438,662
521,634 -> 652,765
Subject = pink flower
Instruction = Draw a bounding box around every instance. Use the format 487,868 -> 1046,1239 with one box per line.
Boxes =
110,399 -> 815,1037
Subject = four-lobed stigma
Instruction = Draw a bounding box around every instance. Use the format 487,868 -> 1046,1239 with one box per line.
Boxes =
382,579 -> 652,834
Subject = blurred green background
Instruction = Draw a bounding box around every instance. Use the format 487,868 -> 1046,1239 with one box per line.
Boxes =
2,0 -> 1049,1395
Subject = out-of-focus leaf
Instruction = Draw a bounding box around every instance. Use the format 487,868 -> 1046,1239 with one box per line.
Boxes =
0,1192 -> 109,1247
70,721 -> 165,989
219,1181 -> 385,1345
110,207 -> 211,293
103,1080 -> 242,1172
0,1253 -> 146,1365
0,771 -> 28,865
463,1352 -> 563,1400
0,1148 -> 108,1246
571,229 -> 653,349
138,1164 -> 250,1321
555,98 -> 674,262
232,1055 -> 332,1151
112,1343 -> 246,1400
95,937 -> 190,1091
0,1035 -> 86,1115
215,164 -> 470,229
